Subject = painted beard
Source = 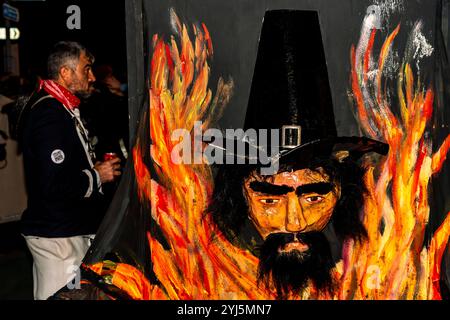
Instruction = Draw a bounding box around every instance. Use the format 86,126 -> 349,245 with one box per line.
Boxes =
257,232 -> 335,299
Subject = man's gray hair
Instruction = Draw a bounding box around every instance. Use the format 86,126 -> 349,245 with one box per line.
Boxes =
47,41 -> 94,80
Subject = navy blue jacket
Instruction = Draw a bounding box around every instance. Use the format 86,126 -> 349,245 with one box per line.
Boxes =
20,90 -> 106,237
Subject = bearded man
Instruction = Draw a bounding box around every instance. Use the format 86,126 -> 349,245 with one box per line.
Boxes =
18,41 -> 121,300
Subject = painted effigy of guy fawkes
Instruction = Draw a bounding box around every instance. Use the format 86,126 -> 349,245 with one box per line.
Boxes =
84,2 -> 449,300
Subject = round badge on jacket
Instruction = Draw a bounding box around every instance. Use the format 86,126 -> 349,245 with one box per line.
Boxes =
51,149 -> 65,164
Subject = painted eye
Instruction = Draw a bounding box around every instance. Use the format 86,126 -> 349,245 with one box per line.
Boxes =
305,196 -> 324,204
259,199 -> 280,205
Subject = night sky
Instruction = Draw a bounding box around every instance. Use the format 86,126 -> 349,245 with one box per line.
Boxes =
5,0 -> 127,82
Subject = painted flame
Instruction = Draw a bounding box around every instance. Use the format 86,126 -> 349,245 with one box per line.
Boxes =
89,14 -> 449,300
343,23 -> 450,300
132,12 -> 270,299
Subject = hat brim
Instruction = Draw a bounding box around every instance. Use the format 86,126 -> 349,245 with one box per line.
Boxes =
206,136 -> 389,168
276,136 -> 389,167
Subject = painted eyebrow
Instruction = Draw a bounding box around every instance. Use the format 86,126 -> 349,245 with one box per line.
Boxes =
295,182 -> 333,196
249,181 -> 294,196
249,181 -> 333,196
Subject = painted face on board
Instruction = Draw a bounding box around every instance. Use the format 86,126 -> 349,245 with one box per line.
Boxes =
243,168 -> 340,251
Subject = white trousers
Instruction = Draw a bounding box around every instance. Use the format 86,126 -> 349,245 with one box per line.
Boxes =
23,235 -> 95,300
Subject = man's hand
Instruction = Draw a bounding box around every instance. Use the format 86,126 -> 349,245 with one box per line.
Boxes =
94,157 -> 121,184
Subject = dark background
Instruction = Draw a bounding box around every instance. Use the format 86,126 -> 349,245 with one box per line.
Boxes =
143,0 -> 438,134
1,0 -> 127,81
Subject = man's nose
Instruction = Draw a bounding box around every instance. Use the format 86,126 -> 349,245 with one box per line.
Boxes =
88,71 -> 96,83
286,194 -> 307,232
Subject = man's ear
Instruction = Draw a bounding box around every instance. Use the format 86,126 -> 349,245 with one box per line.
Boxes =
59,66 -> 72,85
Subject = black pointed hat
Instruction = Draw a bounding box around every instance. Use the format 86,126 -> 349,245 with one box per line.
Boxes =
212,10 -> 388,170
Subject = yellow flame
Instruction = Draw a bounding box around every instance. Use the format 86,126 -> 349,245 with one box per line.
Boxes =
347,24 -> 450,299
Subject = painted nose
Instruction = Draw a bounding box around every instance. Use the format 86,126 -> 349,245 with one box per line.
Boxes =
286,194 -> 307,232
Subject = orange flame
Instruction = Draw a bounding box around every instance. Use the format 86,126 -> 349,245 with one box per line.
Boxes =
89,16 -> 449,300
345,24 -> 450,300
133,13 -> 271,299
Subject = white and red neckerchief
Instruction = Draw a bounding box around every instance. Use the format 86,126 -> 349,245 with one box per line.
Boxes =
38,79 -> 80,110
